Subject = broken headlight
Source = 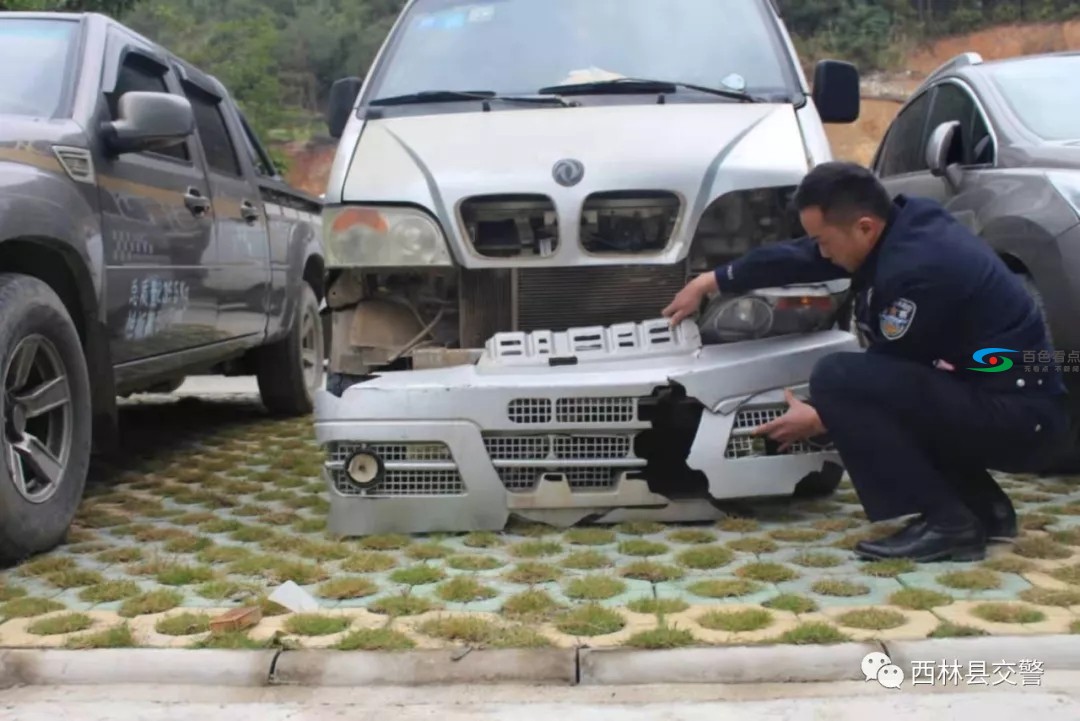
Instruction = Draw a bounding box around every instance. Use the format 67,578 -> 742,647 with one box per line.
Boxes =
699,286 -> 841,344
322,204 -> 454,268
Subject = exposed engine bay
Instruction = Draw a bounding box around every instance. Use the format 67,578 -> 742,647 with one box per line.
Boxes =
323,186 -> 819,384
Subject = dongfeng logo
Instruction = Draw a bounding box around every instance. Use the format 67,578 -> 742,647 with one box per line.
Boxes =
552,158 -> 585,187
968,347 -> 1016,372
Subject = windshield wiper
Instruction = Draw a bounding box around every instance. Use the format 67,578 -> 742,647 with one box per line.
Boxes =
369,90 -> 573,107
537,77 -> 763,103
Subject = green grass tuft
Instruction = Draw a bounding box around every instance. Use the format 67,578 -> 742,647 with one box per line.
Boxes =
937,569 -> 1002,591
836,608 -> 908,630
676,545 -> 735,570
155,612 -> 211,636
889,588 -> 953,610
687,579 -> 762,598
555,603 -> 626,636
565,528 -> 616,546
620,561 -> 685,583
336,628 -> 415,651
284,613 -> 351,636
561,550 -> 612,570
389,564 -> 446,586
624,624 -> 696,649
505,562 -> 562,585
697,608 -> 773,632
626,597 -> 689,615
79,580 -> 141,604
763,593 -> 817,613
971,602 -> 1046,624
119,589 -> 184,618
778,622 -> 851,645
726,537 -> 779,554
64,623 -> 137,649
617,539 -> 669,557
737,562 -> 798,583
811,579 -> 869,597
317,577 -> 379,600
564,575 -> 626,600
447,554 -> 503,571
27,613 -> 94,636
666,528 -> 718,545
435,576 -> 498,603
367,594 -> 435,617
502,589 -> 562,622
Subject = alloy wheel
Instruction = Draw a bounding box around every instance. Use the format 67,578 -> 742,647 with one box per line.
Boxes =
2,334 -> 72,504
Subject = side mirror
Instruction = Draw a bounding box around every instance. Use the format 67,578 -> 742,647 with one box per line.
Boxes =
926,120 -> 963,190
327,76 -> 364,139
102,91 -> 194,156
812,60 -> 860,124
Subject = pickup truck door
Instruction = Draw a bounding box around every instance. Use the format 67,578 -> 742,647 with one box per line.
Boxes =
178,73 -> 270,344
96,31 -> 219,364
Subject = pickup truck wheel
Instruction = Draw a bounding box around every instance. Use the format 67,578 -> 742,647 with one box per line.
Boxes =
256,283 -> 324,416
0,274 -> 92,565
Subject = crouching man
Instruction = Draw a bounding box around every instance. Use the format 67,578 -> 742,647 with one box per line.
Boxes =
663,162 -> 1070,563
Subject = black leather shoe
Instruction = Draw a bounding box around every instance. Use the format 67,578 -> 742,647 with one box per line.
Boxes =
854,518 -> 986,562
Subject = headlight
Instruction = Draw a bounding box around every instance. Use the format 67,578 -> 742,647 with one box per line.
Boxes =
322,205 -> 453,268
700,286 -> 840,343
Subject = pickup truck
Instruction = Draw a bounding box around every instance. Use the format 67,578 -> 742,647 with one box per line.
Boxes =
0,12 -> 326,563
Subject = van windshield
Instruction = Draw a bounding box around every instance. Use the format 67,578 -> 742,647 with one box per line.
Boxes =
365,0 -> 800,106
0,18 -> 79,118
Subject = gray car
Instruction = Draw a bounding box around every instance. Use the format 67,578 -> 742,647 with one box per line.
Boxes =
869,50 -> 1080,469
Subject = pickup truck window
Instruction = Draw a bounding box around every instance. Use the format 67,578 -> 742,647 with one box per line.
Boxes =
183,82 -> 242,177
0,18 -> 79,118
238,111 -> 277,178
107,55 -> 190,162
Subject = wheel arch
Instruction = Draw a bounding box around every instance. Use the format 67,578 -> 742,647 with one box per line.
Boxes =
0,236 -> 118,450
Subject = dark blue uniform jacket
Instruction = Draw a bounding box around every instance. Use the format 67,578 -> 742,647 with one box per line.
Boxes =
713,194 -> 1066,397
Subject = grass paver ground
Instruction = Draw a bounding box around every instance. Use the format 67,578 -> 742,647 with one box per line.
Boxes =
1,394 -> 1078,650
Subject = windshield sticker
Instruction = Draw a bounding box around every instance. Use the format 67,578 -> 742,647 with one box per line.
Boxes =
469,5 -> 495,22
415,5 -> 491,31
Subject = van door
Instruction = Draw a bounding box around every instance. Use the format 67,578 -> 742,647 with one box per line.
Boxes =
96,29 -> 218,364
179,75 -> 270,344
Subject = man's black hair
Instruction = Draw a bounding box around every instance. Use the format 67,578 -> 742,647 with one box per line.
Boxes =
792,161 -> 893,224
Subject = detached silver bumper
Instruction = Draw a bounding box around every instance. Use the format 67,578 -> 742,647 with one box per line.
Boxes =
314,319 -> 861,535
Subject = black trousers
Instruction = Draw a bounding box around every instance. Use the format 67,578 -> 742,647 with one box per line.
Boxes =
808,351 -> 1071,525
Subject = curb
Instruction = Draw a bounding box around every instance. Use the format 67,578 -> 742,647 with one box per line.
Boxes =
270,648 -> 577,686
579,642 -> 881,685
0,649 -> 276,687
1,635 -> 1078,687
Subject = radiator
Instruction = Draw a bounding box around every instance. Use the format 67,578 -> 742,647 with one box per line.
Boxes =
458,264 -> 688,343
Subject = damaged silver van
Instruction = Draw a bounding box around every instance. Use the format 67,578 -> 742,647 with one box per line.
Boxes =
314,0 -> 864,534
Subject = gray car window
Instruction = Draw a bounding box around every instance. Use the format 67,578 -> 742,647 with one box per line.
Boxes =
987,55 -> 1080,141
925,82 -> 994,166
876,91 -> 932,177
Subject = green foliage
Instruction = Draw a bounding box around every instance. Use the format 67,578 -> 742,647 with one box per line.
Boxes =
0,0 -> 140,13
779,0 -> 1080,72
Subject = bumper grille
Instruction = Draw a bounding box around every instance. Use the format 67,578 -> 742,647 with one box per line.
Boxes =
724,407 -> 831,459
508,397 -> 640,425
325,442 -> 465,497
484,432 -> 642,493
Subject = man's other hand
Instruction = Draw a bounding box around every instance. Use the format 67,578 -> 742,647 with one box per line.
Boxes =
753,389 -> 826,452
663,272 -> 718,326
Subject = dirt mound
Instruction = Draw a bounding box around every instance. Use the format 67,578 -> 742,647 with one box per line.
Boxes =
907,20 -> 1080,75
280,139 -> 339,197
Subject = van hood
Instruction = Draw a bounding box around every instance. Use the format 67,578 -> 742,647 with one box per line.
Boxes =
339,102 -> 812,268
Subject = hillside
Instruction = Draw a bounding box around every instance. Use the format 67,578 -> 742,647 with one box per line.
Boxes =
277,20 -> 1079,195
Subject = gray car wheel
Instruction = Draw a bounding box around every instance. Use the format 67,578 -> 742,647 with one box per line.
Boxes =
0,274 -> 92,565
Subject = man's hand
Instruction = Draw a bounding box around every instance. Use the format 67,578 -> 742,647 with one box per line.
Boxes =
753,389 -> 826,452
662,272 -> 718,326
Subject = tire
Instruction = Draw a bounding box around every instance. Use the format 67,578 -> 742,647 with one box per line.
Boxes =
255,283 -> 325,416
0,273 -> 92,565
1019,272 -> 1080,473
792,461 -> 844,499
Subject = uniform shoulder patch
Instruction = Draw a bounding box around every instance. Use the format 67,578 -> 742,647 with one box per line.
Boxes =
880,298 -> 917,340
